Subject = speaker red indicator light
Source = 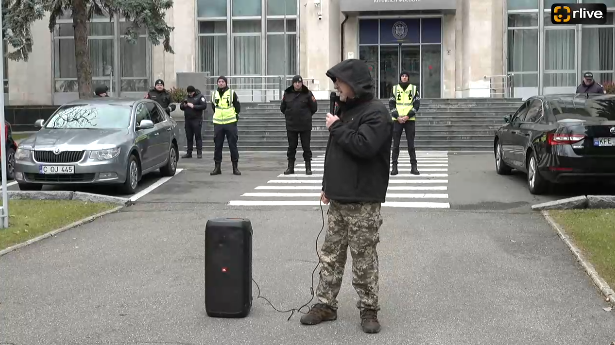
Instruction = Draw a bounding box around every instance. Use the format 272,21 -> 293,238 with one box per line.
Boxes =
222,267 -> 228,272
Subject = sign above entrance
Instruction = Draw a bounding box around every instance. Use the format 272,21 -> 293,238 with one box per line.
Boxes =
340,0 -> 456,12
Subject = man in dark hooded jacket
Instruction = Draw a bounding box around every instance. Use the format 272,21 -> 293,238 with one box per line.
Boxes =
299,59 -> 392,334
389,71 -> 421,175
280,75 -> 318,175
94,85 -> 109,97
179,85 -> 207,158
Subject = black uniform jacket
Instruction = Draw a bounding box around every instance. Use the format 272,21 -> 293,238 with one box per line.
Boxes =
321,59 -> 393,204
180,89 -> 208,121
146,88 -> 172,110
280,85 -> 318,132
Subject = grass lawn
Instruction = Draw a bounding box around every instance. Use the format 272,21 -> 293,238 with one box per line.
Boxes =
550,209 -> 615,289
0,200 -> 118,251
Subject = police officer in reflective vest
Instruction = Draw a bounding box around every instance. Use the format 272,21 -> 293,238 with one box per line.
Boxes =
210,76 -> 241,176
389,71 -> 420,175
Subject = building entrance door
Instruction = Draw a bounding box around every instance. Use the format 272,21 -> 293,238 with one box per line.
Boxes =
379,45 -> 421,99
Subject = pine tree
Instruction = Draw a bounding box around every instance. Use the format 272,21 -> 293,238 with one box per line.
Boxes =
2,0 -> 174,99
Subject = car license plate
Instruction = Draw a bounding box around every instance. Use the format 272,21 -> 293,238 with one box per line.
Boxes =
39,165 -> 75,174
593,138 -> 615,147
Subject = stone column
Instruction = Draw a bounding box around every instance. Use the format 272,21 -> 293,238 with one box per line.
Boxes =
172,0 -> 196,81
299,0 -> 341,97
456,0 -> 505,97
8,14 -> 53,105
152,6 -> 176,86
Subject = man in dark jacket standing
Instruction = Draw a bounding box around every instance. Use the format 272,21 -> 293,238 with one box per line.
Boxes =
389,71 -> 421,175
280,75 -> 318,175
576,72 -> 606,94
180,85 -> 207,159
145,79 -> 175,113
299,59 -> 392,334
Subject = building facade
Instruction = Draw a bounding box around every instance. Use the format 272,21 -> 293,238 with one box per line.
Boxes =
3,0 -> 611,105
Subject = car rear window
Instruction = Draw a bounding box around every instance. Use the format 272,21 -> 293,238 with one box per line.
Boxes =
550,96 -> 615,122
45,104 -> 131,129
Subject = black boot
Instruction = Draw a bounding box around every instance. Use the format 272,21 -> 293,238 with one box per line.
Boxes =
305,160 -> 312,175
197,150 -> 202,159
411,164 -> 420,175
391,163 -> 398,175
284,160 -> 295,175
210,162 -> 221,175
182,152 -> 192,159
232,161 -> 241,175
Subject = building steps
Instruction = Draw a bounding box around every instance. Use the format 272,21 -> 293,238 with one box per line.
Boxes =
174,98 -> 524,152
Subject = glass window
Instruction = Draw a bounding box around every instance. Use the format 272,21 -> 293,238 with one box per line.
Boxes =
267,19 -> 296,32
199,36 -> 228,76
54,36 -> 115,92
583,0 -> 615,7
45,104 -> 132,129
120,22 -> 148,92
508,13 -> 539,27
421,18 -> 441,44
525,99 -> 544,122
380,19 -> 419,44
544,11 -> 575,26
198,0 -> 227,17
359,46 -> 378,93
582,27 -> 614,72
233,20 -> 261,33
266,34 -> 296,75
544,29 -> 576,87
234,36 -> 261,74
267,0 -> 297,15
508,0 -> 538,10
550,96 -> 615,121
421,45 -> 441,98
507,30 -> 539,72
359,20 -> 379,45
232,0 -> 261,16
199,21 -> 227,34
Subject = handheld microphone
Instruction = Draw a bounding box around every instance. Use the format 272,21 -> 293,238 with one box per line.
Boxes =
329,92 -> 337,114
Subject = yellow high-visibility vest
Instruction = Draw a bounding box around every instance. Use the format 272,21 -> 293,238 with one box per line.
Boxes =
211,89 -> 237,124
392,84 -> 416,121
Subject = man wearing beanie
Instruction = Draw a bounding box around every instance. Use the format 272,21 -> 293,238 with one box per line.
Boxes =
389,71 -> 420,176
210,76 -> 241,175
280,75 -> 318,175
94,85 -> 109,97
145,79 -> 175,114
180,85 -> 207,158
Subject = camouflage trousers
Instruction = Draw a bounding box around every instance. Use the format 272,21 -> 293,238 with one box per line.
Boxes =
315,200 -> 383,311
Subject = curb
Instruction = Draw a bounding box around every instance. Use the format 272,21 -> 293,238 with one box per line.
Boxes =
541,210 -> 615,306
7,191 -> 131,206
0,205 -> 125,257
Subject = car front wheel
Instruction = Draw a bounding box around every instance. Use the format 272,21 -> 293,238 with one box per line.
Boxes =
6,147 -> 15,180
119,154 -> 140,194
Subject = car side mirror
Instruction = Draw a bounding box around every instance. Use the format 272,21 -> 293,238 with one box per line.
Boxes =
504,114 -> 512,123
165,108 -> 171,116
137,119 -> 154,130
34,119 -> 44,128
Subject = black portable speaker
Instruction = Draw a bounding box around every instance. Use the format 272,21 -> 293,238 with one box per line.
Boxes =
205,218 -> 253,318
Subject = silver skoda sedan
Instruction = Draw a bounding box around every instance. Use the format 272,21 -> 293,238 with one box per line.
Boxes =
14,98 -> 181,194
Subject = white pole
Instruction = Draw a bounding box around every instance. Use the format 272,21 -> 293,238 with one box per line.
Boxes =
0,0 -> 8,229
284,0 -> 287,80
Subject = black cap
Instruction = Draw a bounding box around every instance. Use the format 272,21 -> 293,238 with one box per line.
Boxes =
187,85 -> 195,93
94,85 -> 108,95
217,76 -> 228,84
584,72 -> 594,79
155,79 -> 164,86
400,71 -> 410,79
292,75 -> 303,83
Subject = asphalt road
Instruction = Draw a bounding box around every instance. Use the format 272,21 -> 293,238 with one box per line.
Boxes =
0,151 -> 614,344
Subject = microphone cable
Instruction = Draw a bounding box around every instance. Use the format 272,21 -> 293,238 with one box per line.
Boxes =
251,198 -> 327,321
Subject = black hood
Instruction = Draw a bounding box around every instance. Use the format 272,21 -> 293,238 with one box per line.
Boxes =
399,71 -> 411,89
189,89 -> 202,97
326,59 -> 374,101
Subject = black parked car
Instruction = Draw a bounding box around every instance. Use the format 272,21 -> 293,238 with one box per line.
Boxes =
3,121 -> 17,180
494,94 -> 615,195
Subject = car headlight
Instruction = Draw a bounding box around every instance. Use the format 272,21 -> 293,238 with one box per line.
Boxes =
89,147 -> 121,160
14,148 -> 31,160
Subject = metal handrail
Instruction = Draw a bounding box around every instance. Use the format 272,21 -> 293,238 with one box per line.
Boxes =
483,74 -> 515,98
